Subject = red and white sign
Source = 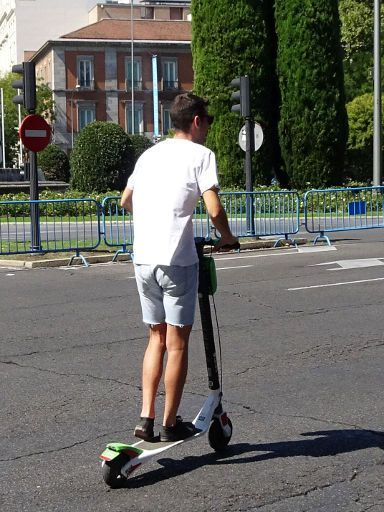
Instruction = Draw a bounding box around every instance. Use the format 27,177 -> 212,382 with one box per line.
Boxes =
19,114 -> 51,152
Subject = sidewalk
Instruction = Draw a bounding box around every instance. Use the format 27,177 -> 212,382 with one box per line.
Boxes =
0,237 -> 308,268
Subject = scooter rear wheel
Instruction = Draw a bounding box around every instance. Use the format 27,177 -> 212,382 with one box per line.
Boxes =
208,417 -> 233,452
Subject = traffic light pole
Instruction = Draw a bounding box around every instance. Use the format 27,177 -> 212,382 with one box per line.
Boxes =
12,61 -> 41,251
29,151 -> 41,251
230,75 -> 255,236
245,117 -> 255,235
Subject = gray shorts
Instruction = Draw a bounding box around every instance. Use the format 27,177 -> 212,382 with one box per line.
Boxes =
134,263 -> 199,327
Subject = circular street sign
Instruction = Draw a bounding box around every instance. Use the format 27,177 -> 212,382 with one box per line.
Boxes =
238,122 -> 264,152
19,114 -> 51,152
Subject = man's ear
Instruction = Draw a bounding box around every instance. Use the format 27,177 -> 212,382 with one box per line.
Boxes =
193,115 -> 200,128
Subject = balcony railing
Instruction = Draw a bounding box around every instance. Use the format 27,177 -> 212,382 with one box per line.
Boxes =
76,79 -> 95,90
125,79 -> 143,91
161,79 -> 179,91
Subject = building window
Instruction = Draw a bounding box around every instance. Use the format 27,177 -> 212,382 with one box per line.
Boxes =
170,7 -> 183,20
78,104 -> 96,130
125,57 -> 142,91
126,103 -> 144,135
162,59 -> 178,90
162,108 -> 172,135
141,7 -> 154,19
77,57 -> 94,89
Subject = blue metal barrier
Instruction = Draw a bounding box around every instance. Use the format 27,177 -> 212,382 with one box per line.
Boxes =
0,198 -> 101,265
101,195 -> 210,259
102,196 -> 134,261
219,191 -> 300,245
102,191 -> 300,251
304,186 -> 384,245
0,191 -> 301,262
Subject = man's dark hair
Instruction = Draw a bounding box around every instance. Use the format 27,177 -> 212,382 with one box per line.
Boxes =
170,93 -> 210,132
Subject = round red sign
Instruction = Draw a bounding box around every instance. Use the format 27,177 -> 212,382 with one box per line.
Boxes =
19,114 -> 51,152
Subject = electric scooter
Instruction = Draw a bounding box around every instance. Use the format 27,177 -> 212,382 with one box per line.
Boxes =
99,237 -> 240,488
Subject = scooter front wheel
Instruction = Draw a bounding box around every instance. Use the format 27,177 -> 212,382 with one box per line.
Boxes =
102,453 -> 130,488
208,417 -> 233,452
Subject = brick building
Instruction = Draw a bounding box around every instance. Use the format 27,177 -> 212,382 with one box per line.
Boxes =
31,1 -> 192,154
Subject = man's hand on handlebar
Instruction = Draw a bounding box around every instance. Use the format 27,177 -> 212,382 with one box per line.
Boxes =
213,234 -> 240,253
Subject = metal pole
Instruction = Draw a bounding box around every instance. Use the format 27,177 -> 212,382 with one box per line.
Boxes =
18,100 -> 23,168
245,118 -> 255,235
29,150 -> 41,251
1,88 -> 5,167
71,91 -> 74,148
152,54 -> 159,138
373,0 -> 382,185
131,0 -> 135,134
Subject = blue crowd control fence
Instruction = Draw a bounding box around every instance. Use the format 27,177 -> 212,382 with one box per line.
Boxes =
102,196 -> 134,261
101,191 -> 301,254
218,191 -> 300,245
0,198 -> 101,264
304,186 -> 384,245
101,195 -> 210,260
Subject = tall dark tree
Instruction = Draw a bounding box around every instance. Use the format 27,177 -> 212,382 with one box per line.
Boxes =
191,0 -> 284,188
275,0 -> 348,188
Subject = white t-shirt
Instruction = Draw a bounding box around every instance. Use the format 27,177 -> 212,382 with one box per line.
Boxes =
127,138 -> 219,266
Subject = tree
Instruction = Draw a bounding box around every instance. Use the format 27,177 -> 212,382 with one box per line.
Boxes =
339,0 -> 373,60
0,72 -> 55,167
70,121 -> 134,192
339,0 -> 380,101
130,134 -> 153,164
191,0 -> 284,188
275,0 -> 348,188
344,93 -> 379,182
38,144 -> 70,182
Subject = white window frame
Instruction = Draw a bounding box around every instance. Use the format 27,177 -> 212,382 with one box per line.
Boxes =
77,56 -> 94,89
162,58 -> 178,90
141,6 -> 154,19
162,107 -> 172,135
126,102 -> 144,135
78,103 -> 96,131
125,57 -> 142,91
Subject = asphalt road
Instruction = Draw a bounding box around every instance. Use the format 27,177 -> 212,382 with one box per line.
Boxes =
1,231 -> 384,511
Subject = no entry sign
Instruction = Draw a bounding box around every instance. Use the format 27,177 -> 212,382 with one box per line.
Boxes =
19,114 -> 51,152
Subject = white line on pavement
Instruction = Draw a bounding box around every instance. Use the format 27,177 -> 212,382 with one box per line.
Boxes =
216,265 -> 253,270
288,277 -> 384,291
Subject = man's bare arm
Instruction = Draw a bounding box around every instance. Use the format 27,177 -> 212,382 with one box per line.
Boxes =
120,186 -> 133,213
202,188 -> 238,249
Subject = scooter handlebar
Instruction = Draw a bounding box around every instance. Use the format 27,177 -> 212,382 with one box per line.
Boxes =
194,237 -> 240,253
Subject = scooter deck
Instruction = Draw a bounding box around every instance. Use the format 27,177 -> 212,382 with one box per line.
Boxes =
134,430 -> 203,451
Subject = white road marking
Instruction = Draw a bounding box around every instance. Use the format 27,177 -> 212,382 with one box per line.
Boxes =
6,273 -> 15,276
213,250 -> 297,261
288,277 -> 384,291
297,246 -> 337,253
216,265 -> 253,270
214,245 -> 337,262
311,258 -> 384,270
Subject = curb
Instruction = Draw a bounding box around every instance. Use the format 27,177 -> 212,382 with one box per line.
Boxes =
0,238 -> 308,269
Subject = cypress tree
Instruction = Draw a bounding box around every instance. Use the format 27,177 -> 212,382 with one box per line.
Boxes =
191,0 -> 283,188
275,0 -> 348,188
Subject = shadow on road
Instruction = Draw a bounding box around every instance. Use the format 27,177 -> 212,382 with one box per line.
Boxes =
122,429 -> 384,489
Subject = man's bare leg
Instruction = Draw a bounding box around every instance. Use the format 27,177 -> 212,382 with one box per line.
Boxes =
163,324 -> 192,427
140,323 -> 167,419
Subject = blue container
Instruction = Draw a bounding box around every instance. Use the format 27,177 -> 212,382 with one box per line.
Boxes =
348,201 -> 366,215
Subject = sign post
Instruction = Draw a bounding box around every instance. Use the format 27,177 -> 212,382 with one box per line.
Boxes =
18,114 -> 51,251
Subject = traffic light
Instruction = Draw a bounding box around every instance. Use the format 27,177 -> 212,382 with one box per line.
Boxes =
229,75 -> 251,118
11,61 -> 36,111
